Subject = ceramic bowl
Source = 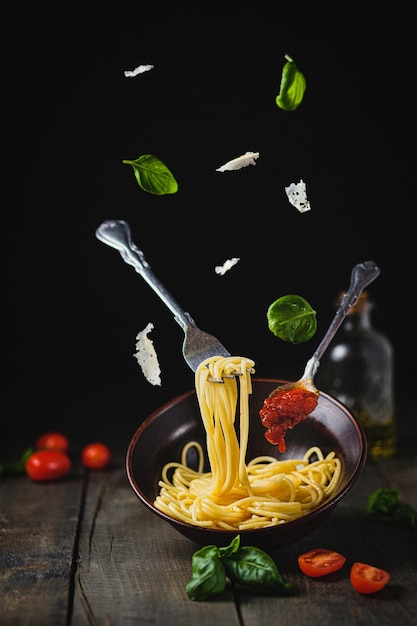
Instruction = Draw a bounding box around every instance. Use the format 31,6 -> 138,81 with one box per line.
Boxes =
126,379 -> 366,549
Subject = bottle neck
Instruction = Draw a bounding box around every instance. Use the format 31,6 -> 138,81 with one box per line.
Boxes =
344,307 -> 372,330
338,290 -> 373,331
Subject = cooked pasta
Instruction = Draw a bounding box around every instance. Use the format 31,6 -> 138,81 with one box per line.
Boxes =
154,356 -> 341,530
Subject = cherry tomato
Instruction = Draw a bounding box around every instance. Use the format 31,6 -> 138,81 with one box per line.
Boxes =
36,432 -> 69,453
81,443 -> 111,469
298,548 -> 346,577
350,562 -> 390,594
25,450 -> 71,482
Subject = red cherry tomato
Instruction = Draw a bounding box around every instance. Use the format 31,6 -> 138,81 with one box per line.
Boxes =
81,443 -> 111,469
36,432 -> 69,453
298,548 -> 346,577
350,562 -> 390,594
25,450 -> 71,482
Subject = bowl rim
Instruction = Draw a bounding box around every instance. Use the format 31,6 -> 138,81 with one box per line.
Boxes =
126,378 -> 367,539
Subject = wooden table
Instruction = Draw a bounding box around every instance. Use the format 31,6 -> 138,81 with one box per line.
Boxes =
1,442 -> 416,626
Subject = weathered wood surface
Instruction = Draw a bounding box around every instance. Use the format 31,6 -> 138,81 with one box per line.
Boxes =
0,467 -> 84,625
235,456 -> 417,626
71,464 -> 240,626
1,454 -> 416,626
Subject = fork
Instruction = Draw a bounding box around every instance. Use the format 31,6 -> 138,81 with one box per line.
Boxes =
95,219 -> 232,373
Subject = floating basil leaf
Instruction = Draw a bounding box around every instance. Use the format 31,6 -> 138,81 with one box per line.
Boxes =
186,545 -> 226,601
225,545 -> 293,593
267,295 -> 317,343
276,54 -> 306,111
122,154 -> 178,195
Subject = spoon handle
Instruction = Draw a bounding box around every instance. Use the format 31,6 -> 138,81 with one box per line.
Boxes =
303,261 -> 381,379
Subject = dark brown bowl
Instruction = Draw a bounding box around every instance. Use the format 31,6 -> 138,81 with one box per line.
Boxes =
126,379 -> 367,549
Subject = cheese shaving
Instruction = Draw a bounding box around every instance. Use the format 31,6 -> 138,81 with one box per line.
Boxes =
215,258 -> 240,275
216,151 -> 260,172
133,323 -> 161,386
285,179 -> 311,213
124,64 -> 154,78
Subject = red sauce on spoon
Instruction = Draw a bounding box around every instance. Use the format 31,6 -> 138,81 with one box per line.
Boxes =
259,385 -> 318,452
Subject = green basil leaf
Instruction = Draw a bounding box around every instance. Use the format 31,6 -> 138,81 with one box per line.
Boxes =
224,546 -> 292,593
267,295 -> 317,343
122,154 -> 178,195
186,545 -> 226,601
392,504 -> 415,529
276,54 -> 306,111
218,534 -> 241,559
367,487 -> 401,515
0,447 -> 34,478
367,487 -> 415,528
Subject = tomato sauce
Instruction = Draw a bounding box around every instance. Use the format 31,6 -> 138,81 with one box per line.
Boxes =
259,386 -> 318,452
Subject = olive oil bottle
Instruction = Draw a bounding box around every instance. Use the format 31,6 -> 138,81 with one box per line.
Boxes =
316,291 -> 397,461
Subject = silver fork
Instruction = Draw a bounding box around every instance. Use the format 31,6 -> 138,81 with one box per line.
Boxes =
95,219 -> 232,373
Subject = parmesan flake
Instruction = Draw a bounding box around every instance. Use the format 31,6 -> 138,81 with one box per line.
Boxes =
216,151 -> 260,172
285,179 -> 311,213
133,322 -> 161,386
124,64 -> 154,78
215,257 -> 240,275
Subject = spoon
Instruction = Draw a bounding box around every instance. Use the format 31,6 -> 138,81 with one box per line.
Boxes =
260,260 -> 381,452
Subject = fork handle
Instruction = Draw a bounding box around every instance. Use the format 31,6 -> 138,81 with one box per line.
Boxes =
95,220 -> 194,330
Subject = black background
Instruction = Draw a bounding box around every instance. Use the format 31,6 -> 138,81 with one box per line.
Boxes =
3,3 -> 416,452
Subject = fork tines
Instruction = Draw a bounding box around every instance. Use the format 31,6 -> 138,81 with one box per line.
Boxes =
208,368 -> 255,383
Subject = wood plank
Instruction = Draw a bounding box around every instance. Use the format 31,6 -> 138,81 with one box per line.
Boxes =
71,458 -> 242,625
0,470 -> 84,626
1,452 -> 415,625
235,457 -> 417,626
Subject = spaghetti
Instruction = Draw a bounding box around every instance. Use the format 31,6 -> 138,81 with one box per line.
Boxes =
154,356 -> 341,530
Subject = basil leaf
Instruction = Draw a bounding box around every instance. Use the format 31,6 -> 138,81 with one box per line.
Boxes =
225,546 -> 292,593
218,534 -> 241,558
267,295 -> 317,343
276,54 -> 306,111
367,487 -> 401,515
122,154 -> 178,195
392,504 -> 416,529
186,545 -> 226,601
367,487 -> 415,528
0,447 -> 34,478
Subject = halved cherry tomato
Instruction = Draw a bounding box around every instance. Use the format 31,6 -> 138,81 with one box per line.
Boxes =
25,450 -> 71,482
298,548 -> 346,577
81,443 -> 111,469
36,432 -> 69,453
350,562 -> 390,594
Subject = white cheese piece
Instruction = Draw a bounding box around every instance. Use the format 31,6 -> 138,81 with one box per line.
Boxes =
133,322 -> 161,386
124,64 -> 154,78
215,257 -> 240,275
285,179 -> 311,213
216,151 -> 260,172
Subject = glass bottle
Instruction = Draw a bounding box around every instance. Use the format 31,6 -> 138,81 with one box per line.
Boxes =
316,290 -> 397,461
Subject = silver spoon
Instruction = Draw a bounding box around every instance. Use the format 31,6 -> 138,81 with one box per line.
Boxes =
268,260 -> 381,399
260,260 -> 381,450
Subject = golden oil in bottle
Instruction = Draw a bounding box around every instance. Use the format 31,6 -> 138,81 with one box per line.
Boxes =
316,291 -> 397,461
